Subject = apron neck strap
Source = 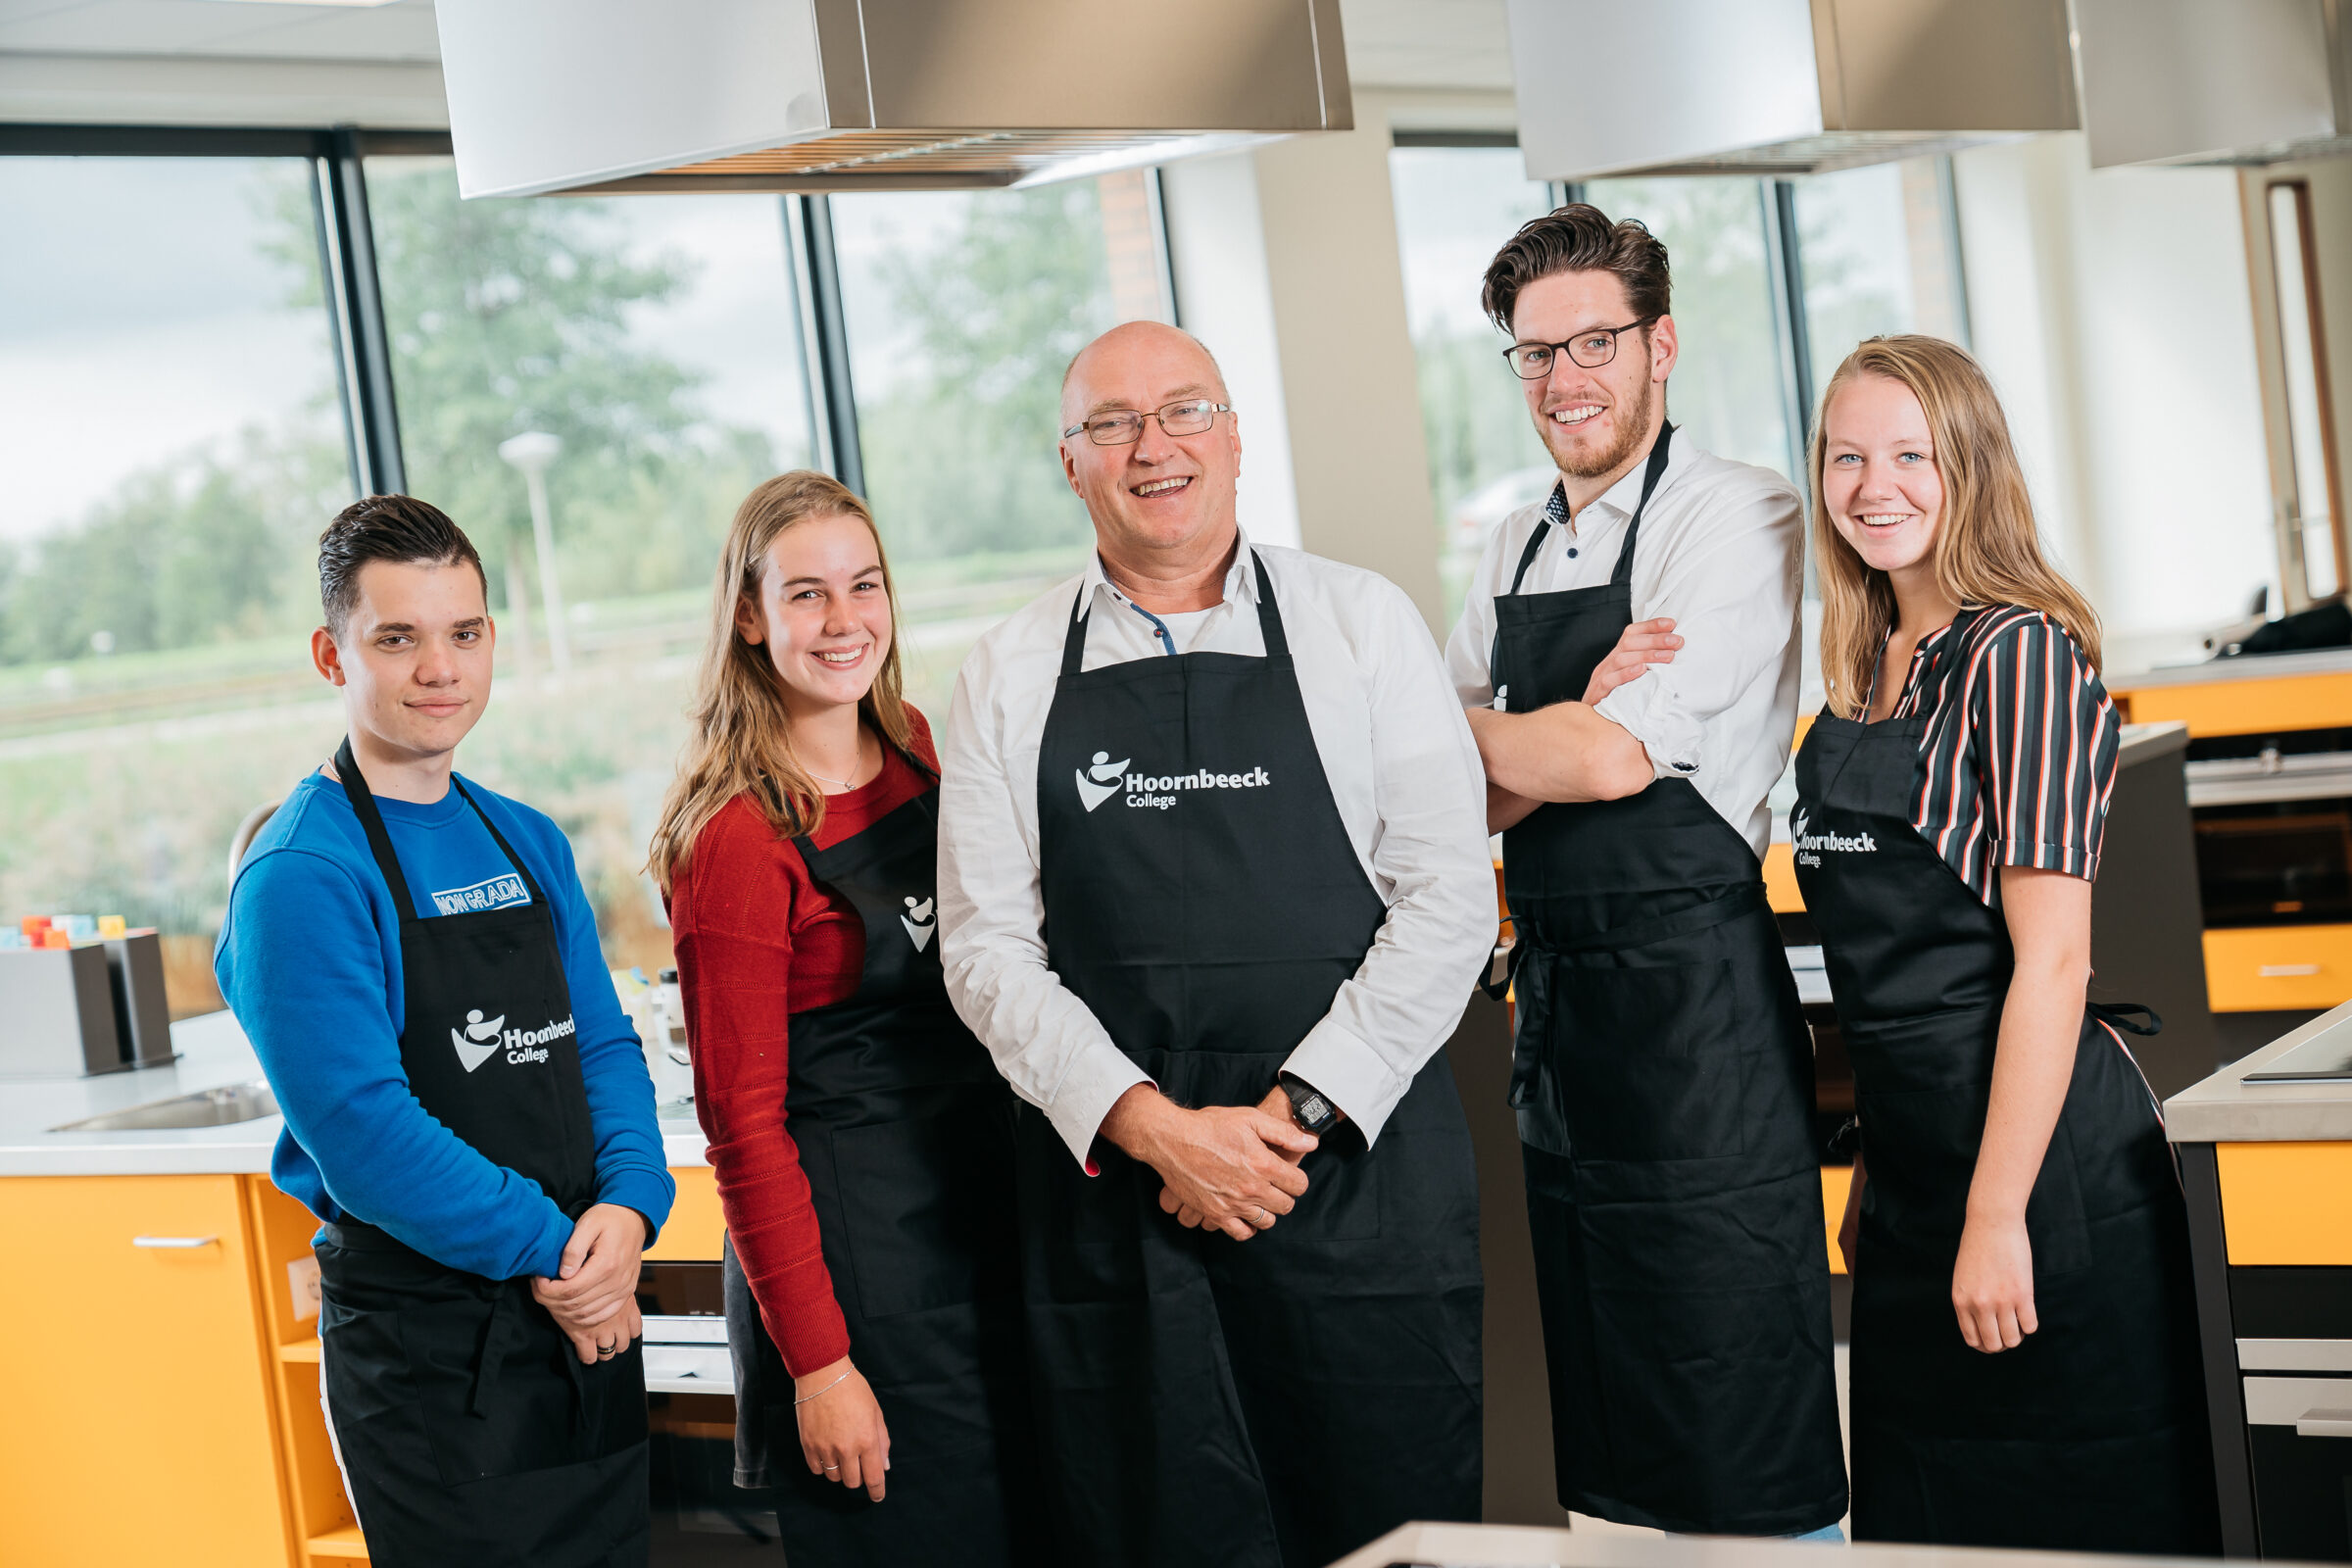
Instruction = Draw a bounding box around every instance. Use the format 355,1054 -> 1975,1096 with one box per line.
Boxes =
1059,546 -> 1287,675
1869,604 -> 1992,718
332,736 -> 547,922
1607,421 -> 1675,589
1504,422 -> 1675,596
1250,550 -> 1288,658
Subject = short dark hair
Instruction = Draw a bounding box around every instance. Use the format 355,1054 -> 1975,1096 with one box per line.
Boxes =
1481,204 -> 1672,338
318,494 -> 488,636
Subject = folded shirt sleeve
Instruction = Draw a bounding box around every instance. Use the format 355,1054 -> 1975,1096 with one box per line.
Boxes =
1968,615 -> 2122,882
1592,479 -> 1802,779
1283,578 -> 1498,1143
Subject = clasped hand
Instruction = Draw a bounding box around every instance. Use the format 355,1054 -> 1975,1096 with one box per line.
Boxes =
531,1201 -> 649,1364
1102,1085 -> 1316,1242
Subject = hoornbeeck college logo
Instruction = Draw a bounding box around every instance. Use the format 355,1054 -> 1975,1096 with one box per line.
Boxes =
1791,807 -> 1877,867
1074,749 -> 1273,813
1075,752 -> 1130,812
450,1007 -> 573,1072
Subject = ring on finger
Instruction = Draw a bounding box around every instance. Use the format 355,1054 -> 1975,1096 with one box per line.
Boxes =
824,1463 -> 840,1471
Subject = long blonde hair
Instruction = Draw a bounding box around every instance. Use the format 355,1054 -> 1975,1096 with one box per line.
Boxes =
1811,335 -> 2102,718
647,471 -> 918,892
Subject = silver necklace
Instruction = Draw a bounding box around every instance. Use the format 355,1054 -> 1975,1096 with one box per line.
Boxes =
808,750 -> 868,792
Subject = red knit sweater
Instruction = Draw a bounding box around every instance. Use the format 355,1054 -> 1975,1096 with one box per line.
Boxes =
667,712 -> 938,1376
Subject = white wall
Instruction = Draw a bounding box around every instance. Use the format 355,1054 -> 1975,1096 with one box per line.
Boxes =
1954,132 -> 2276,669
1160,153 -> 1305,552
1160,92 -> 1447,630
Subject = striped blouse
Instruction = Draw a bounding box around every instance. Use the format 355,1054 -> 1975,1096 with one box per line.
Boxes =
1873,605 -> 2122,907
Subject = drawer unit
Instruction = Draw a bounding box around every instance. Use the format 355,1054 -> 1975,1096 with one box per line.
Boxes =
2114,670 -> 2352,739
2244,1373 -> 2352,1561
2178,1139 -> 2352,1558
2206,926 -> 2352,1012
2231,1270 -> 2352,1560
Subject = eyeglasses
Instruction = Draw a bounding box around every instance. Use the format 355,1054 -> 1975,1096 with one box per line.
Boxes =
1062,398 -> 1231,446
1501,318 -> 1659,379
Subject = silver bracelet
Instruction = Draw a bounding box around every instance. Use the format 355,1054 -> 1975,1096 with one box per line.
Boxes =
794,1369 -> 851,1406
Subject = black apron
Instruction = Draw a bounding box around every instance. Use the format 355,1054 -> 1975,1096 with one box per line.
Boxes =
1022,552 -> 1484,1568
1494,427 -> 1848,1536
1792,611 -> 2221,1553
719,782 -> 1048,1563
314,738 -> 649,1568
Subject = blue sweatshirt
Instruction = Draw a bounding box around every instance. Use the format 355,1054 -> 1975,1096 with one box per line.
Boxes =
216,766 -> 674,1281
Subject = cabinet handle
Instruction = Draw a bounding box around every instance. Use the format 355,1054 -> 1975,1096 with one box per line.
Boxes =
2297,1409 -> 2352,1439
131,1235 -> 219,1249
2260,964 -> 2323,977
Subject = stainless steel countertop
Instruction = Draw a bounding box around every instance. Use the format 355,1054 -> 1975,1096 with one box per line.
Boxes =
2166,1000 -> 2352,1144
0,1009 -> 713,1177
2117,719 -> 2189,764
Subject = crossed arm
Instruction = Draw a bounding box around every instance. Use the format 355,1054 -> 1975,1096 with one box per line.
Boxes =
1469,618 -> 1684,831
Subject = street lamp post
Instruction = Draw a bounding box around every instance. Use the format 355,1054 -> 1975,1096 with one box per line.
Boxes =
498,430 -> 570,677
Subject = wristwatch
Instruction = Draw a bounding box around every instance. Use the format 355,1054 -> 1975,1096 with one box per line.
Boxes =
1279,1073 -> 1342,1137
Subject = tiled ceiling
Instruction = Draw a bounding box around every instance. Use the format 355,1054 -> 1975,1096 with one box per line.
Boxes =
0,0 -> 1513,89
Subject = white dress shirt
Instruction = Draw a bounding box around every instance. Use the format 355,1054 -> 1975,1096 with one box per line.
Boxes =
939,531 -> 1496,1166
1443,434 -> 1803,859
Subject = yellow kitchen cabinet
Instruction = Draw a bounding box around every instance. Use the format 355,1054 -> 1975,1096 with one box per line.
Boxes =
0,1174 -> 295,1568
2202,923 -> 2352,1012
646,1162 -> 721,1261
2217,1141 -> 2352,1265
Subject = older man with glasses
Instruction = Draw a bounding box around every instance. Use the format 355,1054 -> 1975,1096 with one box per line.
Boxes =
935,319 -> 1494,1568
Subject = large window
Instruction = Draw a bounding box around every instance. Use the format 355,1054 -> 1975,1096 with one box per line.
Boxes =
351,156 -> 825,976
828,176 -> 1137,713
1389,145 -> 1558,624
0,152 -> 356,1011
1583,176 -> 1797,476
1791,160 -> 1971,407
0,136 -> 1155,1010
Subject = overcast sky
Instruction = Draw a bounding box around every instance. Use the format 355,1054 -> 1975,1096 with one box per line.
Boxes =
0,156 -> 820,545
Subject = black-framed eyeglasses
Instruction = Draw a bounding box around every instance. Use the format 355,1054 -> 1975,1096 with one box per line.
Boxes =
1062,398 -> 1231,446
1502,317 -> 1659,379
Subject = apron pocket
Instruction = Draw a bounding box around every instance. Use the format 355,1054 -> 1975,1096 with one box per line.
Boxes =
833,1114 -> 1010,1318
1856,1083 -> 2093,1279
399,1289 -> 644,1485
1557,959 -> 1746,1162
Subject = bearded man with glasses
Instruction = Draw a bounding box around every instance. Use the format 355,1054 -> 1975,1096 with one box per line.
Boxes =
936,319 -> 1494,1567
1443,205 -> 1847,1539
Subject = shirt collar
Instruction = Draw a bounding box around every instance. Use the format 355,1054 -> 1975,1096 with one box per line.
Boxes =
1083,524 -> 1257,613
1544,425 -> 1688,537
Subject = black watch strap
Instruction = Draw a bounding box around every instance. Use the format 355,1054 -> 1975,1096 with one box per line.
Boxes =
1279,1073 -> 1340,1136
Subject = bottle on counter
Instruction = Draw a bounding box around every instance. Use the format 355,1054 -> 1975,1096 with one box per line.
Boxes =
656,967 -> 690,1065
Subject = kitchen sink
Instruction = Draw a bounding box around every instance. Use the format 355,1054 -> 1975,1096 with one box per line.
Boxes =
52,1079 -> 279,1133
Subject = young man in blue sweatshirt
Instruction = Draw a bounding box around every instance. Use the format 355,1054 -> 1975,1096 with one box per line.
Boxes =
216,494 -> 673,1568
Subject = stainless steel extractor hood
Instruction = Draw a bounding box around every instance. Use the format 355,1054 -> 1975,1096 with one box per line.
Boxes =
2074,0 -> 2352,168
433,0 -> 1349,197
1505,0 -> 2078,180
